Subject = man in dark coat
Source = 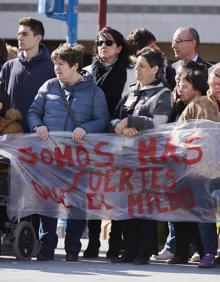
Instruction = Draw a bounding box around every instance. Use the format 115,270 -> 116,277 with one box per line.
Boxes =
0,17 -> 55,133
0,17 -> 55,239
166,26 -> 211,90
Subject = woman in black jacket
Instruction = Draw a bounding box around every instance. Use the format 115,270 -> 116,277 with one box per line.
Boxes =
83,27 -> 131,260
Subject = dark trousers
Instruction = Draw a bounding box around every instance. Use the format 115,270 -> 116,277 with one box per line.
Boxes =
87,220 -> 123,255
173,222 -> 204,259
108,220 -> 123,256
41,215 -> 86,254
87,220 -> 102,251
199,223 -> 218,255
122,218 -> 158,259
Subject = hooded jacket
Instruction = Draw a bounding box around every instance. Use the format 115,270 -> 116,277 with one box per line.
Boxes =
0,44 -> 55,132
0,108 -> 23,134
112,80 -> 173,131
27,73 -> 109,133
0,108 -> 23,172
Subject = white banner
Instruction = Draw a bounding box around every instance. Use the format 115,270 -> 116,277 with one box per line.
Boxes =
0,120 -> 219,222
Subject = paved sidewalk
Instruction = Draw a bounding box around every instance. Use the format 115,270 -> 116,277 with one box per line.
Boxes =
0,239 -> 220,282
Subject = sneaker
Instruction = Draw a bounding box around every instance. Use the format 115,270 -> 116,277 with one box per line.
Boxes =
37,248 -> 54,261
198,254 -> 215,268
151,249 -> 174,261
190,252 -> 200,262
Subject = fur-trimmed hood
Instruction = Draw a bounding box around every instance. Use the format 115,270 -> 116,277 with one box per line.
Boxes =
0,109 -> 23,134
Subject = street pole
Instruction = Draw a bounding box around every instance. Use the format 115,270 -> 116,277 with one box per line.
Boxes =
98,0 -> 107,31
66,0 -> 78,43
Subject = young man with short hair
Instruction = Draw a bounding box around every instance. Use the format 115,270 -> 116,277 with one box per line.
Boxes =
0,17 -> 55,132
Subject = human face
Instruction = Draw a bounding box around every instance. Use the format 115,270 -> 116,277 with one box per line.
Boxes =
208,73 -> 220,101
172,28 -> 195,60
178,78 -> 200,104
97,35 -> 122,63
135,55 -> 158,86
17,25 -> 41,52
54,58 -> 78,84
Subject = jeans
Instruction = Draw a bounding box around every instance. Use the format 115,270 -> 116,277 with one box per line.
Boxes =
199,223 -> 218,255
40,215 -> 86,254
164,222 -> 176,254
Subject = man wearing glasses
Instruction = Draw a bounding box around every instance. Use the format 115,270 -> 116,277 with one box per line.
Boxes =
167,26 -> 211,90
158,26 -> 212,262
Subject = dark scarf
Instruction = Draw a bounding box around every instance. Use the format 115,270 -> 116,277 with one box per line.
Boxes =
91,58 -> 127,118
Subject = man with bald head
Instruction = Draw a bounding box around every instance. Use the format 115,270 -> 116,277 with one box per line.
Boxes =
155,26 -> 212,262
167,26 -> 211,89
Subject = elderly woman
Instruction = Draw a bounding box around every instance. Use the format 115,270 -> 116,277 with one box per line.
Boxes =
175,63 -> 220,268
28,43 -> 109,261
111,47 -> 173,264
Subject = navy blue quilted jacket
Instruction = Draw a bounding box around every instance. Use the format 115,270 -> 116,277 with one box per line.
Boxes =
27,73 -> 110,133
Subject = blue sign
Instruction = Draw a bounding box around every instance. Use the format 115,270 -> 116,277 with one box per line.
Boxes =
37,0 -> 78,43
38,0 -> 64,14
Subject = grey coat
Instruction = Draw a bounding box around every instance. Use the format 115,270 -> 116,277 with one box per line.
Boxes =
112,80 -> 173,131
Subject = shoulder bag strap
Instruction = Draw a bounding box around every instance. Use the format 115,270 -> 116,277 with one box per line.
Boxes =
59,85 -> 80,127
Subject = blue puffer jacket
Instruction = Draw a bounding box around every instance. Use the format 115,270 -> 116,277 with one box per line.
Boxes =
27,73 -> 110,133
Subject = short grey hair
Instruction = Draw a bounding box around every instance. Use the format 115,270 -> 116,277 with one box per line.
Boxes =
208,63 -> 220,82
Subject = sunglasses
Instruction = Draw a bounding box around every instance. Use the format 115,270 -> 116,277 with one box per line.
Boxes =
96,40 -> 115,47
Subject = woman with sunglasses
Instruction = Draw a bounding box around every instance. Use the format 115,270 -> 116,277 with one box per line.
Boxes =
83,27 -> 131,260
111,47 -> 173,264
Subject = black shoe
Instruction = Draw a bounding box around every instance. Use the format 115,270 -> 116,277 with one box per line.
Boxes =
37,248 -> 54,261
106,251 -> 119,259
215,256 -> 220,264
66,253 -> 78,262
167,256 -> 188,264
133,255 -> 150,265
83,248 -> 99,258
111,254 -> 134,263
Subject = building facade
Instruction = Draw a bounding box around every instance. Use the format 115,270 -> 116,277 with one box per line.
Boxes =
0,0 -> 220,62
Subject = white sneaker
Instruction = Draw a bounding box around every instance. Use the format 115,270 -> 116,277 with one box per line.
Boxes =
151,249 -> 174,260
190,252 -> 200,262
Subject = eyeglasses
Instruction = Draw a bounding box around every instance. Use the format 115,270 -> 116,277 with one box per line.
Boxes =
96,40 -> 115,47
172,39 -> 193,45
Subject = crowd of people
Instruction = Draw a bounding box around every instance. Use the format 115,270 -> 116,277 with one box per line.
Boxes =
0,17 -> 220,268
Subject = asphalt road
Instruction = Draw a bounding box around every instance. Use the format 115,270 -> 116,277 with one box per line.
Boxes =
0,239 -> 220,282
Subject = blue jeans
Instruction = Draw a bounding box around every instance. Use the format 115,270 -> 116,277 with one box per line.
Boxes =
40,216 -> 86,254
164,222 -> 176,254
199,223 -> 218,255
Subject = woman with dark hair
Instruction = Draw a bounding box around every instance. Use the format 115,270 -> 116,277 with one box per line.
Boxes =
153,62 -> 209,262
167,66 -> 209,266
0,38 -> 8,70
85,26 -> 131,116
111,47 -> 173,264
83,27 -> 131,259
